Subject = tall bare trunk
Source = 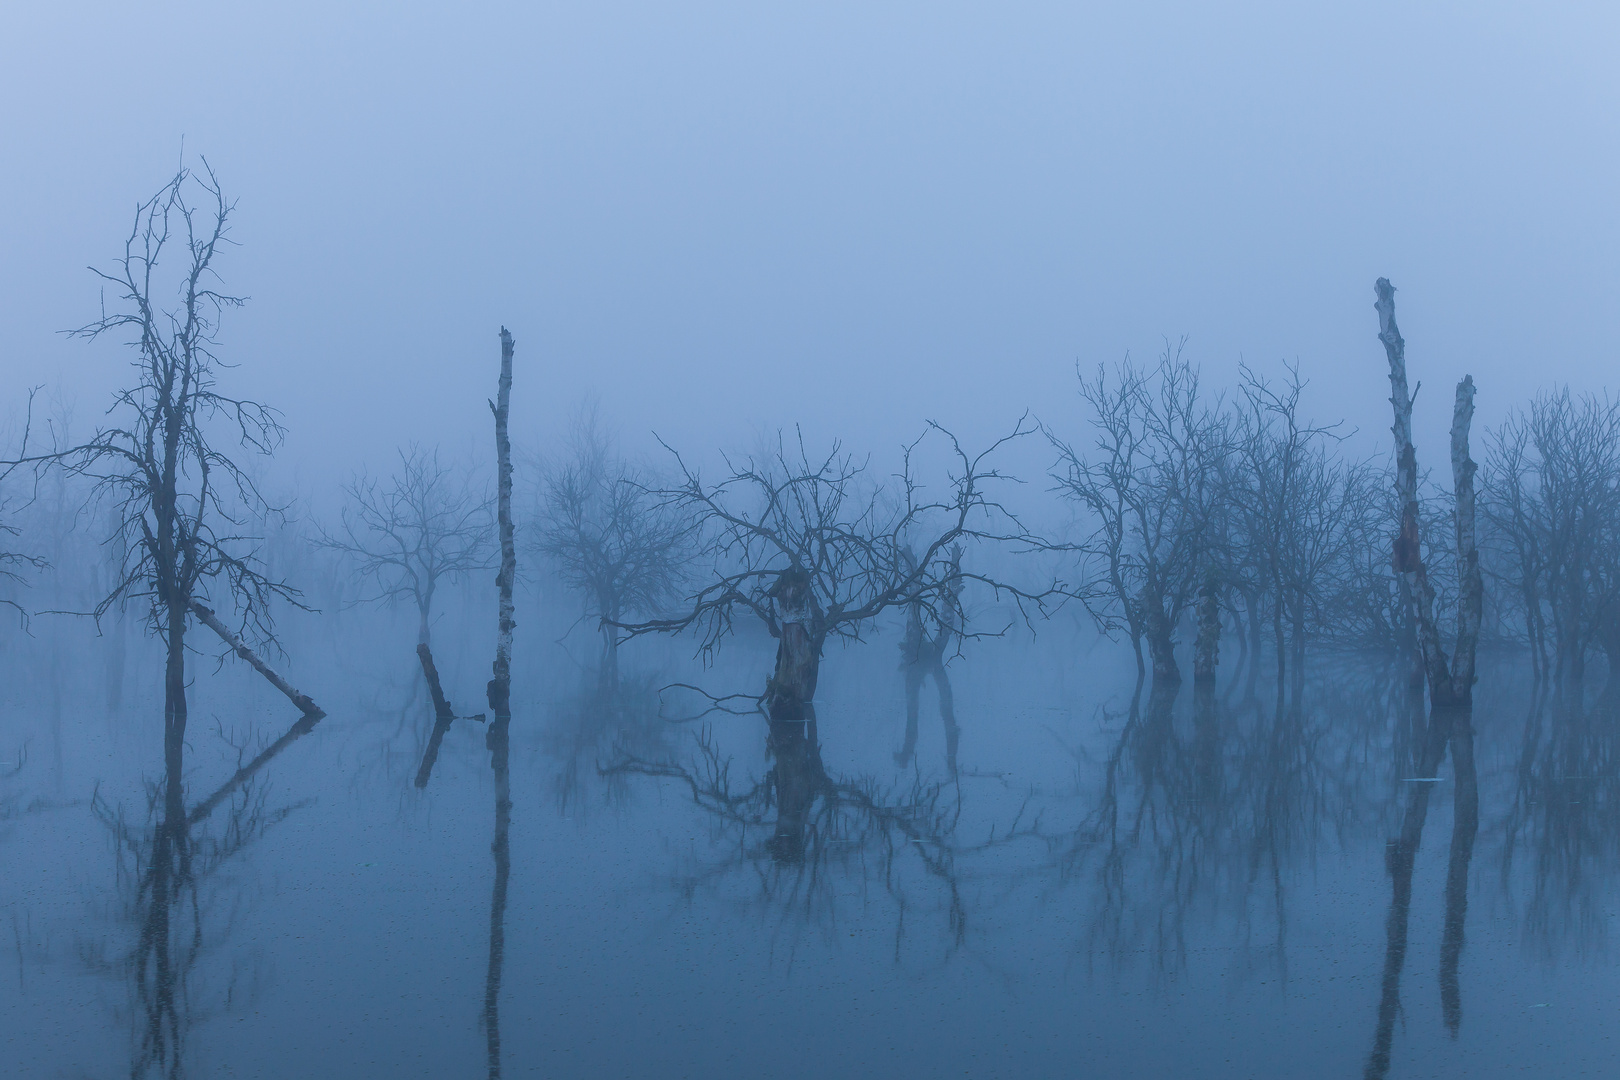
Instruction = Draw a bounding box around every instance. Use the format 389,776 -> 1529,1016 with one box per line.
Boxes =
1449,376 -> 1481,704
487,328 -> 516,720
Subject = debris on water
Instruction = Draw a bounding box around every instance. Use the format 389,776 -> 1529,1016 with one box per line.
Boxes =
1400,777 -> 1445,782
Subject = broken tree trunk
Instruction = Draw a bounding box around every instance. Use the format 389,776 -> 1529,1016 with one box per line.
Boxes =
487,327 -> 516,721
1375,279 -> 1458,707
1449,375 -> 1482,704
188,601 -> 324,717
413,641 -> 480,789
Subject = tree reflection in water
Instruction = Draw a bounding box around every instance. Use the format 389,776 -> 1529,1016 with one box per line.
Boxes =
603,709 -> 1033,954
88,710 -> 319,1079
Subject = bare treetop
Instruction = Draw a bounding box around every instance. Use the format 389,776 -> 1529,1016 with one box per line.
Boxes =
317,443 -> 493,646
623,419 -> 1059,662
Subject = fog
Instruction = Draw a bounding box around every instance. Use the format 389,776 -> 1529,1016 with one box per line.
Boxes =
6,2 -> 1620,483
4,3 -> 1620,1078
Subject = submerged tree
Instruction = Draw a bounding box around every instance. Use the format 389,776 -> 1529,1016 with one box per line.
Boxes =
894,544 -> 963,773
318,444 -> 492,648
620,423 -> 1056,732
532,407 -> 695,683
1047,344 -> 1228,686
1374,277 -> 1481,710
1482,388 -> 1620,682
12,164 -> 319,778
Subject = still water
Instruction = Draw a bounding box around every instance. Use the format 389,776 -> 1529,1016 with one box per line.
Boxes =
3,620 -> 1616,1078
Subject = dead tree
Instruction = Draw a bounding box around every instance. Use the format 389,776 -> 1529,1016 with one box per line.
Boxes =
1483,389 -> 1620,682
0,390 -> 47,627
532,406 -> 695,684
1374,277 -> 1481,708
11,165 -> 320,773
894,545 -> 963,773
1047,344 -> 1228,685
620,423 -> 1057,730
487,328 -> 516,721
317,444 -> 492,648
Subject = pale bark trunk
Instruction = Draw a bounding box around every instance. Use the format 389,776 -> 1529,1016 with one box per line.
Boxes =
1376,278 -> 1459,707
1449,376 -> 1481,704
487,327 -> 516,720
189,601 -> 324,717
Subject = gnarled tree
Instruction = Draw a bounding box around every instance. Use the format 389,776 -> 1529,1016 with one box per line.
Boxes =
620,422 -> 1056,730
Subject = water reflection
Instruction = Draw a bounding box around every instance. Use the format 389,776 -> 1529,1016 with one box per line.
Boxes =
604,709 -> 989,951
89,710 -> 319,1078
483,712 -> 511,1080
1055,675 -> 1386,977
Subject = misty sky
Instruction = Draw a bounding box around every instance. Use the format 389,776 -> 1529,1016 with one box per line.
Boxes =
3,1 -> 1617,492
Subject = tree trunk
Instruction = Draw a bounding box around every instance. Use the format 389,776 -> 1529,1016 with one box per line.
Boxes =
1142,595 -> 1181,685
1376,278 -> 1461,708
1193,583 -> 1220,687
487,327 -> 516,720
1449,375 -> 1481,704
189,601 -> 324,717
765,568 -> 819,723
163,602 -> 188,811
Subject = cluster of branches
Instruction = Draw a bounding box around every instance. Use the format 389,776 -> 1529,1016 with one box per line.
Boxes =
1048,344 -> 1389,690
317,443 -> 492,647
617,422 -> 1059,716
529,409 -> 697,680
1482,388 -> 1620,682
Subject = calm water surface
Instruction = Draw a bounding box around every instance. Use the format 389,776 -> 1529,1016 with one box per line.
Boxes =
3,628 -> 1616,1078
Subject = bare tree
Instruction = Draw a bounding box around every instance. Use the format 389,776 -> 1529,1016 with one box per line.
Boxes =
1483,388 -> 1620,682
1047,344 -> 1228,685
0,390 -> 47,626
1229,363 -> 1382,686
894,544 -> 963,773
318,444 -> 492,648
532,407 -> 695,683
1374,277 -> 1481,709
10,165 -> 319,777
620,423 -> 1057,728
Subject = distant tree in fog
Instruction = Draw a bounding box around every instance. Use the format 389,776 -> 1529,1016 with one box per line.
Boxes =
0,391 -> 47,626
1483,387 -> 1620,682
1046,344 -> 1228,686
531,408 -> 696,682
318,444 -> 492,647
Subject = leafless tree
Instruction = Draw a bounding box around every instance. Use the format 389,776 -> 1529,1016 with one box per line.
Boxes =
0,390 -> 48,626
532,407 -> 696,683
1228,362 -> 1382,687
1047,344 -> 1228,685
1482,388 -> 1620,682
1374,277 -> 1481,710
318,444 -> 492,648
894,544 -> 963,773
619,422 -> 1057,728
8,164 -> 319,776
